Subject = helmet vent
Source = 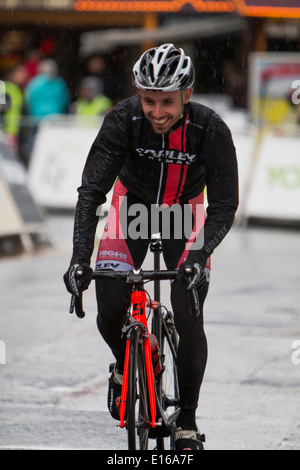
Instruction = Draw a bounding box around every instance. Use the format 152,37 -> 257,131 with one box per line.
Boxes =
149,63 -> 155,82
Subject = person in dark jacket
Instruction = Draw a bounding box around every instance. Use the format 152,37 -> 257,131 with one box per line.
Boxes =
64,44 -> 239,450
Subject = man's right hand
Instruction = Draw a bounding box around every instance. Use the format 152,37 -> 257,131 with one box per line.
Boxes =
63,264 -> 93,296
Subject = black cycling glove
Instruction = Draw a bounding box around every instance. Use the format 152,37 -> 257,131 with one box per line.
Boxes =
177,251 -> 207,290
63,263 -> 93,296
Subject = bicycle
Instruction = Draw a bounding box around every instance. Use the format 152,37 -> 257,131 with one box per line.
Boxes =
69,233 -> 200,450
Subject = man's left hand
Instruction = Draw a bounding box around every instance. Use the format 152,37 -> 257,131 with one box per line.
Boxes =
177,260 -> 206,290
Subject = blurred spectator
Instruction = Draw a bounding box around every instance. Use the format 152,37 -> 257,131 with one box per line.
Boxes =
24,59 -> 70,122
84,54 -> 124,104
39,37 -> 57,58
222,60 -> 247,108
23,49 -> 41,85
0,63 -> 28,154
19,59 -> 70,166
71,76 -> 112,116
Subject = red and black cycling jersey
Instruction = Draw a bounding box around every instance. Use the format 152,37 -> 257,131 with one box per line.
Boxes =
120,96 -> 207,207
72,94 -> 239,269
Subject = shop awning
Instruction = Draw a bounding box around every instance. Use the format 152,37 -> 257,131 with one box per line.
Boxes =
1,0 -> 300,18
235,0 -> 300,18
74,0 -> 236,13
79,15 -> 246,55
0,0 -> 235,12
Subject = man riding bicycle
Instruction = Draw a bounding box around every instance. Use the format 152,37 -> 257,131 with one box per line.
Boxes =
64,44 -> 239,450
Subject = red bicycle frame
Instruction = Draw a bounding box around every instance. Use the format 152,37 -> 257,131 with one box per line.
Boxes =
119,289 -> 157,429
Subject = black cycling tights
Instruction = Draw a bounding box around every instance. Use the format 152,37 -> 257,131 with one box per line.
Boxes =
96,278 -> 208,432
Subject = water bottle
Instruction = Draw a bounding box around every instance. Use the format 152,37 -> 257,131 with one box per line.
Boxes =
150,334 -> 162,378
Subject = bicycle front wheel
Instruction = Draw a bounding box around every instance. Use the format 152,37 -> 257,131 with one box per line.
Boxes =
127,328 -> 151,450
152,308 -> 180,450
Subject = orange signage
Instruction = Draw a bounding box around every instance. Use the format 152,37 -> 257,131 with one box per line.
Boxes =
235,0 -> 300,18
74,0 -> 236,13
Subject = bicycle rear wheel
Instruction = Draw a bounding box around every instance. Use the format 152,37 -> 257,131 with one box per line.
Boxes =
127,328 -> 151,450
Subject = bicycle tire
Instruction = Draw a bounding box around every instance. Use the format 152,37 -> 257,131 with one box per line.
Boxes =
152,308 -> 180,450
127,328 -> 151,450
161,311 -> 180,415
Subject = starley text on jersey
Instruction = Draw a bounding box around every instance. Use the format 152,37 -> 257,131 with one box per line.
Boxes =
135,147 -> 197,165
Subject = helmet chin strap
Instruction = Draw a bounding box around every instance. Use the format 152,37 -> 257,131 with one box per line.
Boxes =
180,90 -> 187,117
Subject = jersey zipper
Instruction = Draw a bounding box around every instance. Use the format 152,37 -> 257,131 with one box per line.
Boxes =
156,134 -> 165,207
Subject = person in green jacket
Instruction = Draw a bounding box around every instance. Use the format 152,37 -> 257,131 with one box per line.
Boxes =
73,76 -> 112,116
0,64 -> 28,153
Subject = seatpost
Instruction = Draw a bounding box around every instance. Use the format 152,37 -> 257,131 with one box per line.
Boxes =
150,233 -> 162,303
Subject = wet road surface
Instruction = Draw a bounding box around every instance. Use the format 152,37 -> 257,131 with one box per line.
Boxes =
0,215 -> 300,450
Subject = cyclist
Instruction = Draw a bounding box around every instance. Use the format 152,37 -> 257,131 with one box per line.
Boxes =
64,44 -> 239,450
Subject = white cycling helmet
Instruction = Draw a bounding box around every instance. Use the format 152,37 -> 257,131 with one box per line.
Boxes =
132,43 -> 195,92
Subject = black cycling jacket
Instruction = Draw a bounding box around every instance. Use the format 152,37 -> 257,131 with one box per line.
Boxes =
71,95 -> 239,268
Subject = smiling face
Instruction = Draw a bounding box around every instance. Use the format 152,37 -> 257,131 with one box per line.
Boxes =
138,88 -> 192,134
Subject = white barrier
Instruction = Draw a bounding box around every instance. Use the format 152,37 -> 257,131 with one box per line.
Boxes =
225,114 -> 257,200
27,113 -> 300,226
0,131 -> 51,254
28,116 -> 103,209
219,111 -> 258,225
0,167 -> 24,236
0,340 -> 5,365
245,126 -> 300,223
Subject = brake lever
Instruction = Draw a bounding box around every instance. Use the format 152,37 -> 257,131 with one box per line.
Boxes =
69,293 -> 85,318
188,287 -> 201,317
69,293 -> 76,314
69,267 -> 86,319
185,267 -> 201,317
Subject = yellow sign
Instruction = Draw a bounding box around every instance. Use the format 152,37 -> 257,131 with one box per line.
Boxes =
249,53 -> 300,126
